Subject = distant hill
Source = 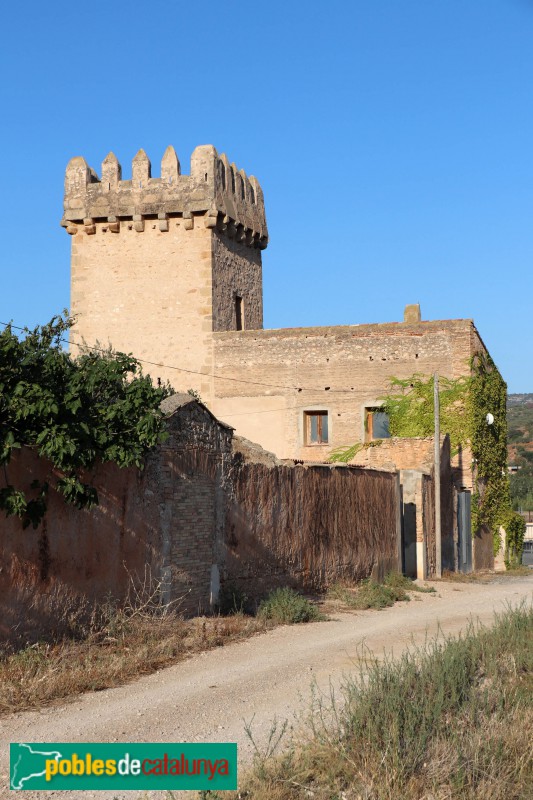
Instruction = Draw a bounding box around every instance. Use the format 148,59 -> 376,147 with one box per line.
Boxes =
507,394 -> 533,513
507,393 -> 533,408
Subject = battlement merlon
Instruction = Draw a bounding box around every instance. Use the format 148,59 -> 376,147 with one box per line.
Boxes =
60,145 -> 268,249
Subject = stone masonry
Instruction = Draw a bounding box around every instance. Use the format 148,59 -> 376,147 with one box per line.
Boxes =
62,146 -> 266,401
62,144 -> 494,488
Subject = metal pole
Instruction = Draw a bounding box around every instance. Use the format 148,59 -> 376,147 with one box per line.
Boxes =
434,372 -> 442,578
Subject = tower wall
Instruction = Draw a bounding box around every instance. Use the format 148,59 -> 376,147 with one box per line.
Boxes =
212,233 -> 263,332
63,145 -> 268,396
70,221 -> 215,395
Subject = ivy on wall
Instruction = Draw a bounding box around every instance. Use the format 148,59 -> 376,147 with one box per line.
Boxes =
329,354 -> 523,561
381,374 -> 470,457
469,353 -> 524,563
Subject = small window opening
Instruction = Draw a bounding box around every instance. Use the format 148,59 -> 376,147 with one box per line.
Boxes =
250,185 -> 255,204
304,411 -> 329,445
365,408 -> 391,442
205,172 -> 208,181
240,177 -> 245,200
231,169 -> 236,194
219,162 -> 226,191
235,296 -> 244,331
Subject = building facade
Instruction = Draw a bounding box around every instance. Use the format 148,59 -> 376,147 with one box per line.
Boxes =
62,145 -> 489,474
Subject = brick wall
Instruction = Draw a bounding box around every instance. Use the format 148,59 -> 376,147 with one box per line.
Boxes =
0,398 -> 232,642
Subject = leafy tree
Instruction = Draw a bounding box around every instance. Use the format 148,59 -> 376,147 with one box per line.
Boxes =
0,313 -> 172,528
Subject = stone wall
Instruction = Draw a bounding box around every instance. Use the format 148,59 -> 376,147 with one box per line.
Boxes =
212,232 -> 263,332
63,146 -> 268,398
70,220 -> 215,398
352,437 -> 435,471
212,318 -> 487,463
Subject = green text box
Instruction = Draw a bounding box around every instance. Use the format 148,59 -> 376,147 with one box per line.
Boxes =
10,742 -> 237,791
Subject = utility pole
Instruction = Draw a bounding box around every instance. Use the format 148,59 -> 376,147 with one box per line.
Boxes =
434,372 -> 442,578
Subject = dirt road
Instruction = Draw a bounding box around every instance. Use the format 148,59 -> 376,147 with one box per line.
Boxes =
1,575 -> 532,799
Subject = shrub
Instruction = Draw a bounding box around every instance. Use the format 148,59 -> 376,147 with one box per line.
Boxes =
383,571 -> 435,593
257,587 -> 323,624
230,605 -> 533,800
504,511 -> 526,568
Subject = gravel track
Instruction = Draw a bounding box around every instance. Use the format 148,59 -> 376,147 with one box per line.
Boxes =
1,575 -> 532,800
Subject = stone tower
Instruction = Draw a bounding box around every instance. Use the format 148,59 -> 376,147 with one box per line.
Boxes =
61,145 -> 268,398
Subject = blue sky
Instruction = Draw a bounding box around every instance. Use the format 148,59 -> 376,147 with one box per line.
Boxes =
1,0 -> 532,392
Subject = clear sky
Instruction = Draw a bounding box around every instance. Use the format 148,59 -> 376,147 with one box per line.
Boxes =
1,0 -> 532,392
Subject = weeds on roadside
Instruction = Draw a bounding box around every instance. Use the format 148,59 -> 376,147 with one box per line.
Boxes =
0,571 -> 272,715
228,603 -> 533,800
328,572 -> 435,611
0,579 -> 327,714
382,571 -> 436,593
257,587 -> 324,624
218,583 -> 250,616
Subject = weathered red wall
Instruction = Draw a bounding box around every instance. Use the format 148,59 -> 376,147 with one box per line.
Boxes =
0,400 -> 232,643
0,449 -> 160,642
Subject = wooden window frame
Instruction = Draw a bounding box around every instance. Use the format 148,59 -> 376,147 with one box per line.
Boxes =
304,410 -> 329,445
365,407 -> 390,442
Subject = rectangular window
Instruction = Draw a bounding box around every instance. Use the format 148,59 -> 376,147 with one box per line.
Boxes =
305,411 -> 329,444
235,296 -> 244,331
365,408 -> 391,441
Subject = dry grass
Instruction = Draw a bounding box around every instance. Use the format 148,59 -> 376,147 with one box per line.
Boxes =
440,567 -> 532,583
0,576 -> 331,716
0,575 -> 274,715
0,607 -> 273,717
220,604 -> 533,800
326,573 -> 435,612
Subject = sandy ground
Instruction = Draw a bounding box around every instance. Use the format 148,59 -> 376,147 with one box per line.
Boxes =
1,574 -> 532,799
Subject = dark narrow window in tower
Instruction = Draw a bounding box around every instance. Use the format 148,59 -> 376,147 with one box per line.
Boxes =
231,169 -> 236,194
250,185 -> 255,204
219,162 -> 226,191
240,177 -> 245,200
235,296 -> 244,331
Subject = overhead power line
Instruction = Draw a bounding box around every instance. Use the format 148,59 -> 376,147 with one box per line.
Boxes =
0,320 -> 358,395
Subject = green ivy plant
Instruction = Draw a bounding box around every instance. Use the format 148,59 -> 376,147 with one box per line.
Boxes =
468,353 -> 509,552
329,354 -> 516,558
502,511 -> 526,568
381,374 -> 470,457
0,313 -> 172,529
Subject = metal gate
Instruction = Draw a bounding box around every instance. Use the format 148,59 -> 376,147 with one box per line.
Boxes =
457,491 -> 472,573
522,540 -> 533,567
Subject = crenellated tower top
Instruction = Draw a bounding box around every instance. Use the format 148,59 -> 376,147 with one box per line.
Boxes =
61,144 -> 268,249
